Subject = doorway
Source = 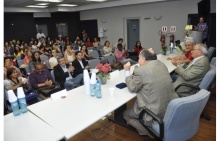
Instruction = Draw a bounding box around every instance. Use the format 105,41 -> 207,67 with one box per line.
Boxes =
36,24 -> 48,37
126,19 -> 140,51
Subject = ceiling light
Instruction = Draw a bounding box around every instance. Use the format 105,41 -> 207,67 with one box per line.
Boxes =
87,0 -> 107,1
35,3 -> 49,5
57,4 -> 78,7
35,0 -> 63,3
26,5 -> 48,8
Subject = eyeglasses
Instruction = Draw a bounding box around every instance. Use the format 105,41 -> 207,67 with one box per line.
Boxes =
191,49 -> 201,51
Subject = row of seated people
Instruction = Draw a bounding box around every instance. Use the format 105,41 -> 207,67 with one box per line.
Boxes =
4,51 -> 88,99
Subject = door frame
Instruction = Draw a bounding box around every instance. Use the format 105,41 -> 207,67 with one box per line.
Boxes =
123,17 -> 141,51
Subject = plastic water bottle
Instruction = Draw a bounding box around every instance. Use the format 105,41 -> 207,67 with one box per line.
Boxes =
7,90 -> 20,116
96,79 -> 102,99
90,73 -> 97,97
170,43 -> 174,54
17,87 -> 28,113
83,70 -> 90,96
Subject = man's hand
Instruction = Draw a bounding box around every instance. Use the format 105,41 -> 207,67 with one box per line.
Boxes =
44,79 -> 53,86
68,66 -> 74,72
171,58 -> 179,66
124,62 -> 131,71
85,65 -> 90,70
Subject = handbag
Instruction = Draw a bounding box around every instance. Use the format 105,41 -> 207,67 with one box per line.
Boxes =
37,83 -> 63,97
111,61 -> 123,70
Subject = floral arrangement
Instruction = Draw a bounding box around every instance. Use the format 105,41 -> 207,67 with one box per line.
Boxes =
161,45 -> 168,52
95,63 -> 111,79
176,44 -> 186,53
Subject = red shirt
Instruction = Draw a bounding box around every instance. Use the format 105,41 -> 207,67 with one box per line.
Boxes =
185,51 -> 194,61
134,46 -> 142,55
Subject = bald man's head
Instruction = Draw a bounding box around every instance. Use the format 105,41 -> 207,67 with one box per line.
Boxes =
139,48 -> 157,61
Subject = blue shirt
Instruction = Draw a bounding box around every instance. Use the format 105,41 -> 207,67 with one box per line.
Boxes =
197,23 -> 208,39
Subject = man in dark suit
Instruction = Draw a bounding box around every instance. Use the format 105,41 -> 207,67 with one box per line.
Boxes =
54,56 -> 83,91
72,51 -> 90,77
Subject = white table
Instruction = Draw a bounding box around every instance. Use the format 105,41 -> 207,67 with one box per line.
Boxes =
27,53 -> 179,140
4,112 -> 64,141
28,69 -> 136,140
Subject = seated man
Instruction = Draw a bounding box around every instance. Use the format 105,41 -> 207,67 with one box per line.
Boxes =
123,49 -> 178,137
54,56 -> 83,91
29,62 -> 53,90
114,43 -> 137,66
72,51 -> 90,77
172,44 -> 210,97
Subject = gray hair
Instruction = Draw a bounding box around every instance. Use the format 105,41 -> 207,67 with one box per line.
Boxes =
198,44 -> 208,56
139,49 -> 157,61
184,37 -> 196,45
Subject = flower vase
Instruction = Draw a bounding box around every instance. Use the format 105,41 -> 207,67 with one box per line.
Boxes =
100,77 -> 107,85
162,51 -> 166,55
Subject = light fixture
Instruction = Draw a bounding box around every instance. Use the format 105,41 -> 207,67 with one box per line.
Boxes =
35,3 -> 49,5
87,0 -> 107,1
26,5 -> 48,8
57,4 -> 78,7
35,0 -> 63,3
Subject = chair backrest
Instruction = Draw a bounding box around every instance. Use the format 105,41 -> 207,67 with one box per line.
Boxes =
25,64 -> 31,75
210,57 -> 216,66
97,45 -> 104,51
17,59 -> 24,67
207,47 -> 216,61
88,59 -> 100,69
101,55 -> 115,65
89,50 -> 99,58
40,55 -> 49,62
199,64 -> 216,90
16,55 -> 21,61
50,70 -> 55,81
46,60 -> 51,69
56,53 -> 63,58
99,49 -> 105,56
162,89 -> 210,141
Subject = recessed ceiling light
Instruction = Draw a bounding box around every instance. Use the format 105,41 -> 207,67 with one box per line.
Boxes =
87,0 -> 107,1
35,0 -> 63,3
57,4 -> 78,7
26,5 -> 48,8
35,3 -> 49,6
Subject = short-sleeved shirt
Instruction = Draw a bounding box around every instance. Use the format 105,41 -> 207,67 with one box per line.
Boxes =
197,23 -> 208,39
185,51 -> 194,61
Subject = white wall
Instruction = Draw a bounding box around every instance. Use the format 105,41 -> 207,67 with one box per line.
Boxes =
80,0 -> 216,53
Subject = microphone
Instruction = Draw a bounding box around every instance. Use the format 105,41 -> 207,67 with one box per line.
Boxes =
133,65 -> 138,75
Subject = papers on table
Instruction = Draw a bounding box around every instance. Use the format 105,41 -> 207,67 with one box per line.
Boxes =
51,89 -> 68,100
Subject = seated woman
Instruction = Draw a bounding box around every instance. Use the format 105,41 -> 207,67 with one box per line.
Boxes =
29,51 -> 44,72
38,46 -> 45,55
49,50 -> 58,69
103,40 -> 112,55
133,41 -> 143,55
167,37 -> 195,65
86,37 -> 93,47
4,67 -> 28,91
24,50 -> 32,65
64,45 -> 76,64
4,58 -> 22,80
44,45 -> 52,57
80,44 -> 90,60
52,44 -> 61,53
31,40 -> 38,50
14,45 -> 24,57
93,37 -> 100,48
